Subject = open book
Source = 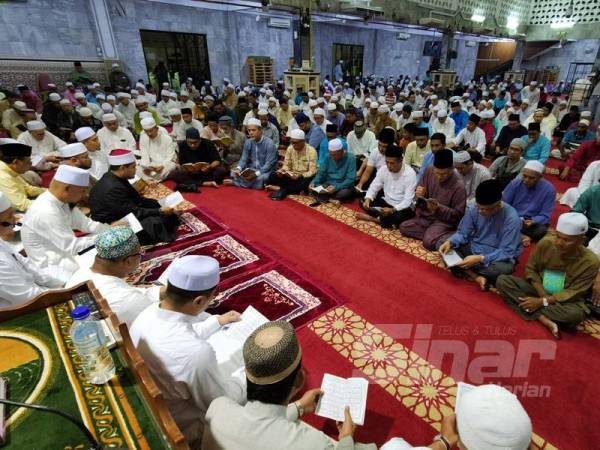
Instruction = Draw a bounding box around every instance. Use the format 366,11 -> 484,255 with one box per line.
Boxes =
216,135 -> 234,147
158,191 -> 184,208
240,168 -> 258,181
311,185 -> 328,194
207,306 -> 269,364
441,249 -> 464,268
316,374 -> 369,425
121,212 -> 143,233
183,161 -> 210,170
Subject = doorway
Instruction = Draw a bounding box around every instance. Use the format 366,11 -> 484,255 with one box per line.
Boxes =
139,30 -> 211,92
332,43 -> 364,82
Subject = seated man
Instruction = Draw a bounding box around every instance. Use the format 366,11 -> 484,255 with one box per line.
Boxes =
416,132 -> 445,182
139,117 -> 178,182
0,139 -> 45,211
309,138 -> 356,204
503,160 -> 556,246
356,127 -> 396,192
59,143 -> 92,171
488,138 -> 527,190
200,112 -> 224,141
131,255 -> 245,445
496,212 -> 600,339
493,113 -> 527,156
346,120 -> 377,171
357,144 -> 416,229
453,150 -> 491,206
450,114 -> 486,157
572,184 -> 600,242
231,118 -> 278,189
438,180 -> 522,290
203,320 -> 377,450
217,116 -> 246,168
522,122 -> 550,163
403,127 -> 430,172
75,127 -> 109,182
399,149 -> 467,250
173,128 -> 227,188
67,227 -> 160,326
89,149 -> 180,245
0,192 -> 70,308
96,113 -> 136,154
295,112 -> 325,151
318,124 -> 347,168
16,120 -> 64,165
266,129 -> 318,201
560,160 -> 600,207
257,109 -> 280,148
559,125 -> 600,182
554,119 -> 594,161
22,165 -> 110,273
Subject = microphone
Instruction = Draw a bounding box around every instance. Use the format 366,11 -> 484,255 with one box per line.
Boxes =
0,398 -> 102,449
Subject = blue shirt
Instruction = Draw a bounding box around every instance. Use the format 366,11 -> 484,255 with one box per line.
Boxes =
503,177 -> 556,225
85,93 -> 99,104
449,204 -> 523,265
450,110 -> 469,135
493,97 -> 509,110
522,135 -> 551,163
313,152 -> 356,191
305,123 -> 326,152
561,129 -> 595,147
417,150 -> 434,182
318,136 -> 348,168
238,136 -> 278,175
327,112 -> 345,129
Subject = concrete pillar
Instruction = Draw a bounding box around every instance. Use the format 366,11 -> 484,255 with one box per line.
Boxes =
88,0 -> 118,59
440,31 -> 454,70
512,39 -> 525,71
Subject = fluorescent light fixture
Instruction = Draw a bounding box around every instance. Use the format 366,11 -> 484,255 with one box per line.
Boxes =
507,17 -> 519,30
550,21 -> 575,29
471,14 -> 486,23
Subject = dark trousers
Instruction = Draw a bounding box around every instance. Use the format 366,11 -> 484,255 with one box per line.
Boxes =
521,223 -> 549,242
171,166 -> 228,185
362,195 -> 415,229
267,172 -> 313,196
314,188 -> 355,203
138,214 -> 180,245
452,242 -> 515,285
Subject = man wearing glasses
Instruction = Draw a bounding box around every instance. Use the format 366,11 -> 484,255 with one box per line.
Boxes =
438,179 -> 523,291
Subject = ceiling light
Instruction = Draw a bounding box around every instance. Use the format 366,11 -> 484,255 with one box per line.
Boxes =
471,14 -> 485,23
550,21 -> 575,29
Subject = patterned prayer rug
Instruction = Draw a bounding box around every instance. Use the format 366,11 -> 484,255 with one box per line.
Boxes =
128,233 -> 271,285
309,306 -> 559,450
0,304 -> 169,449
208,264 -> 341,329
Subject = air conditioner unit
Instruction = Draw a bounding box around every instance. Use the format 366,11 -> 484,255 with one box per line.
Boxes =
396,32 -> 411,40
268,18 -> 291,29
418,17 -> 445,27
465,41 -> 477,47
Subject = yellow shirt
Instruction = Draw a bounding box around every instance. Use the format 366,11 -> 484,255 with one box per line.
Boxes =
0,161 -> 45,211
282,144 -> 318,178
404,141 -> 430,169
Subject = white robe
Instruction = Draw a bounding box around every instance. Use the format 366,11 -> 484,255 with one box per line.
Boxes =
97,126 -> 136,155
429,117 -> 456,140
130,303 -> 246,443
17,130 -> 66,160
157,99 -> 177,125
560,160 -> 600,207
139,131 -> 178,181
116,102 -> 137,127
89,149 -> 110,181
0,239 -> 70,308
68,267 -> 160,326
21,191 -> 109,273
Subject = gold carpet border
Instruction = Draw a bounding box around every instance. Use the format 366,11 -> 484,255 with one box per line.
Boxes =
309,306 -> 558,450
289,195 -> 600,340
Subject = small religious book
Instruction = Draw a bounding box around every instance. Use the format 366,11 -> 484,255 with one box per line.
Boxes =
158,191 -> 184,208
183,161 -> 210,170
311,185 -> 328,194
367,206 -> 385,214
217,136 -> 234,147
120,212 -> 143,234
442,249 -> 464,268
30,154 -> 45,168
315,374 -> 369,425
240,168 -> 258,181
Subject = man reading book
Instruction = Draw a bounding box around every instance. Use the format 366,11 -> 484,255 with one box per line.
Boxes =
173,128 -> 228,188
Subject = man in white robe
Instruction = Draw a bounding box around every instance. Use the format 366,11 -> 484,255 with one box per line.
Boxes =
0,192 -> 70,308
21,165 -> 110,273
75,127 -> 109,181
139,117 -> 178,182
560,160 -> 600,207
116,92 -> 136,127
97,113 -> 136,155
131,255 -> 245,445
156,89 -> 177,125
16,120 -> 65,164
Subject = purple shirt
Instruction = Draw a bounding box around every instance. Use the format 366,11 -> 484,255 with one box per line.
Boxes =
502,177 -> 556,225
418,167 -> 467,225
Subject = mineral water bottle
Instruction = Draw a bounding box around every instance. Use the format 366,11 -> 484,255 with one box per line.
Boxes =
70,306 -> 115,384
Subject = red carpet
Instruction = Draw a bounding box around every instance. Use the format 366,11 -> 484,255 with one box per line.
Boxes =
177,185 -> 599,450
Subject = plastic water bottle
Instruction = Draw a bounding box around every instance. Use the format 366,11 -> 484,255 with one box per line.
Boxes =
70,306 -> 115,384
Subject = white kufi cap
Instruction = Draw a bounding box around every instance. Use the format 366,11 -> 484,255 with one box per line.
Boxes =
168,255 -> 220,291
54,165 -> 89,187
141,117 -> 157,130
59,143 -> 87,158
75,127 -> 95,142
328,138 -> 343,152
556,212 -> 588,236
523,160 -> 544,174
289,129 -> 305,140
26,120 -> 45,131
247,118 -> 261,127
